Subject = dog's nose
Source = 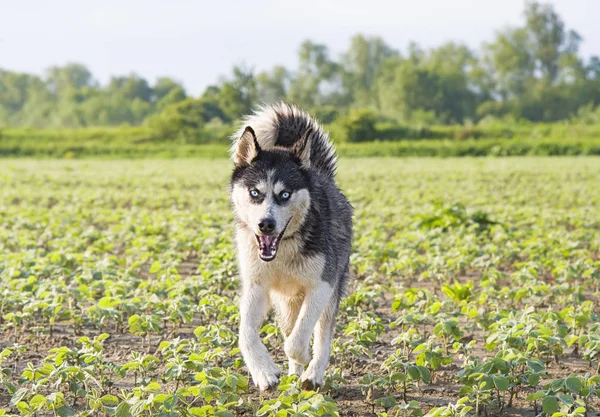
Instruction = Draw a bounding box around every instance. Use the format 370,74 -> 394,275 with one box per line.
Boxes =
258,217 -> 276,234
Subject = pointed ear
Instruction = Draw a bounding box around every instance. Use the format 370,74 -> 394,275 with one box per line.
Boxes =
291,128 -> 312,169
234,126 -> 261,166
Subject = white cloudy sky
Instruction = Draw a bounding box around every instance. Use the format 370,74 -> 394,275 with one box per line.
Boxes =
1,0 -> 598,95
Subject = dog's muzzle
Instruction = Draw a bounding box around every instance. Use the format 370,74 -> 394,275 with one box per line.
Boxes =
255,217 -> 292,262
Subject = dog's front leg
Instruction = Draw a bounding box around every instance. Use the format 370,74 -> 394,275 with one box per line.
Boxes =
284,280 -> 333,367
239,283 -> 280,391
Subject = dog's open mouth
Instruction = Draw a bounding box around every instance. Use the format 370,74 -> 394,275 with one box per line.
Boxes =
255,218 -> 292,262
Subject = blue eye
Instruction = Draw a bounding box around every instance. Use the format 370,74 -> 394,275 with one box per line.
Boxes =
250,189 -> 259,198
280,191 -> 291,201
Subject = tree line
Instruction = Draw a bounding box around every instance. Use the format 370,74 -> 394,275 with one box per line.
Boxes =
1,1 -> 600,130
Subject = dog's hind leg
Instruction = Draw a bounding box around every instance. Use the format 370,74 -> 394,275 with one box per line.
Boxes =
301,300 -> 336,390
272,293 -> 305,376
239,284 -> 281,391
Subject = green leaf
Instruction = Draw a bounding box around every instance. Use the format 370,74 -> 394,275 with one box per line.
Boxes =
542,396 -> 558,415
391,372 -> 407,382
15,402 -> 30,413
558,394 -> 574,406
481,376 -> 494,390
29,394 -> 47,410
418,366 -> 432,384
407,366 -> 420,380
153,393 -> 169,404
164,394 -> 178,411
526,391 -> 545,401
493,375 -> 510,391
149,261 -> 161,273
565,376 -> 582,394
257,404 -> 273,416
57,406 -> 75,417
101,394 -> 119,406
146,381 -> 161,392
193,407 -> 218,417
116,401 -> 131,417
527,374 -> 540,386
10,388 -> 28,407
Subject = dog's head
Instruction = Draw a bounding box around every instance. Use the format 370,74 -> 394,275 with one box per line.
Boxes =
230,126 -> 312,262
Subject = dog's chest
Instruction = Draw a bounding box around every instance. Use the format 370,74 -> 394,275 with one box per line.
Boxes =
268,251 -> 324,292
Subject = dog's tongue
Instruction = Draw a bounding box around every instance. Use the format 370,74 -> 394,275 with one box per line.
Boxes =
258,235 -> 277,260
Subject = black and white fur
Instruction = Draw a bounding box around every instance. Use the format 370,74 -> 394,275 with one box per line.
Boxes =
230,103 -> 353,391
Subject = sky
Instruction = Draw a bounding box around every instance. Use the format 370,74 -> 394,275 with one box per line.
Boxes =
1,0 -> 599,95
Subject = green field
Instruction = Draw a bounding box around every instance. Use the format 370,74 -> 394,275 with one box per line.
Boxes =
1,158 -> 600,416
3,125 -> 600,158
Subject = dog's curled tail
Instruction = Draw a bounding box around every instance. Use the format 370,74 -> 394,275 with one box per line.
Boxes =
231,102 -> 337,178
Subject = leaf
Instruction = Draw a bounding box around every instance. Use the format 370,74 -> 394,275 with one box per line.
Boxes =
565,376 -> 582,394
418,366 -> 432,384
558,394 -> 574,406
189,408 -> 208,417
15,402 -> 30,413
257,404 -> 273,416
527,360 -> 545,373
527,374 -> 540,386
146,381 -> 161,392
149,261 -> 161,273
426,408 -> 444,417
542,396 -> 558,415
116,401 -> 131,417
57,406 -> 75,417
565,335 -> 579,347
390,372 -> 407,382
526,391 -> 545,401
481,376 -> 494,390
407,366 -> 421,380
29,394 -> 47,410
130,399 -> 146,416
10,388 -> 28,407
101,394 -> 119,406
153,393 -> 169,404
493,375 -> 510,391
492,358 -> 508,372
163,394 -> 178,411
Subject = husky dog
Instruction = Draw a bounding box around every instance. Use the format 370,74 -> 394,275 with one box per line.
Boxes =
230,103 -> 353,391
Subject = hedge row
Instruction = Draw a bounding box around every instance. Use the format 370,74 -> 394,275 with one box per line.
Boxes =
1,137 -> 599,158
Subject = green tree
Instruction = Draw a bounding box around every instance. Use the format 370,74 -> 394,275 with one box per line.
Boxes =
256,66 -> 289,104
341,34 -> 397,107
108,74 -> 153,102
288,40 -> 340,107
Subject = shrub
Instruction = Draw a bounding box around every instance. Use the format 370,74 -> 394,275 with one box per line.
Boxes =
331,108 -> 379,143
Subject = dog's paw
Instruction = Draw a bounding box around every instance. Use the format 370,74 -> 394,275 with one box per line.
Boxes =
301,378 -> 321,391
300,363 -> 323,391
284,337 -> 311,364
253,363 -> 281,392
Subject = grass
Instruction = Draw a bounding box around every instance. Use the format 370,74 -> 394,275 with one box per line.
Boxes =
0,158 -> 599,416
3,125 -> 600,158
